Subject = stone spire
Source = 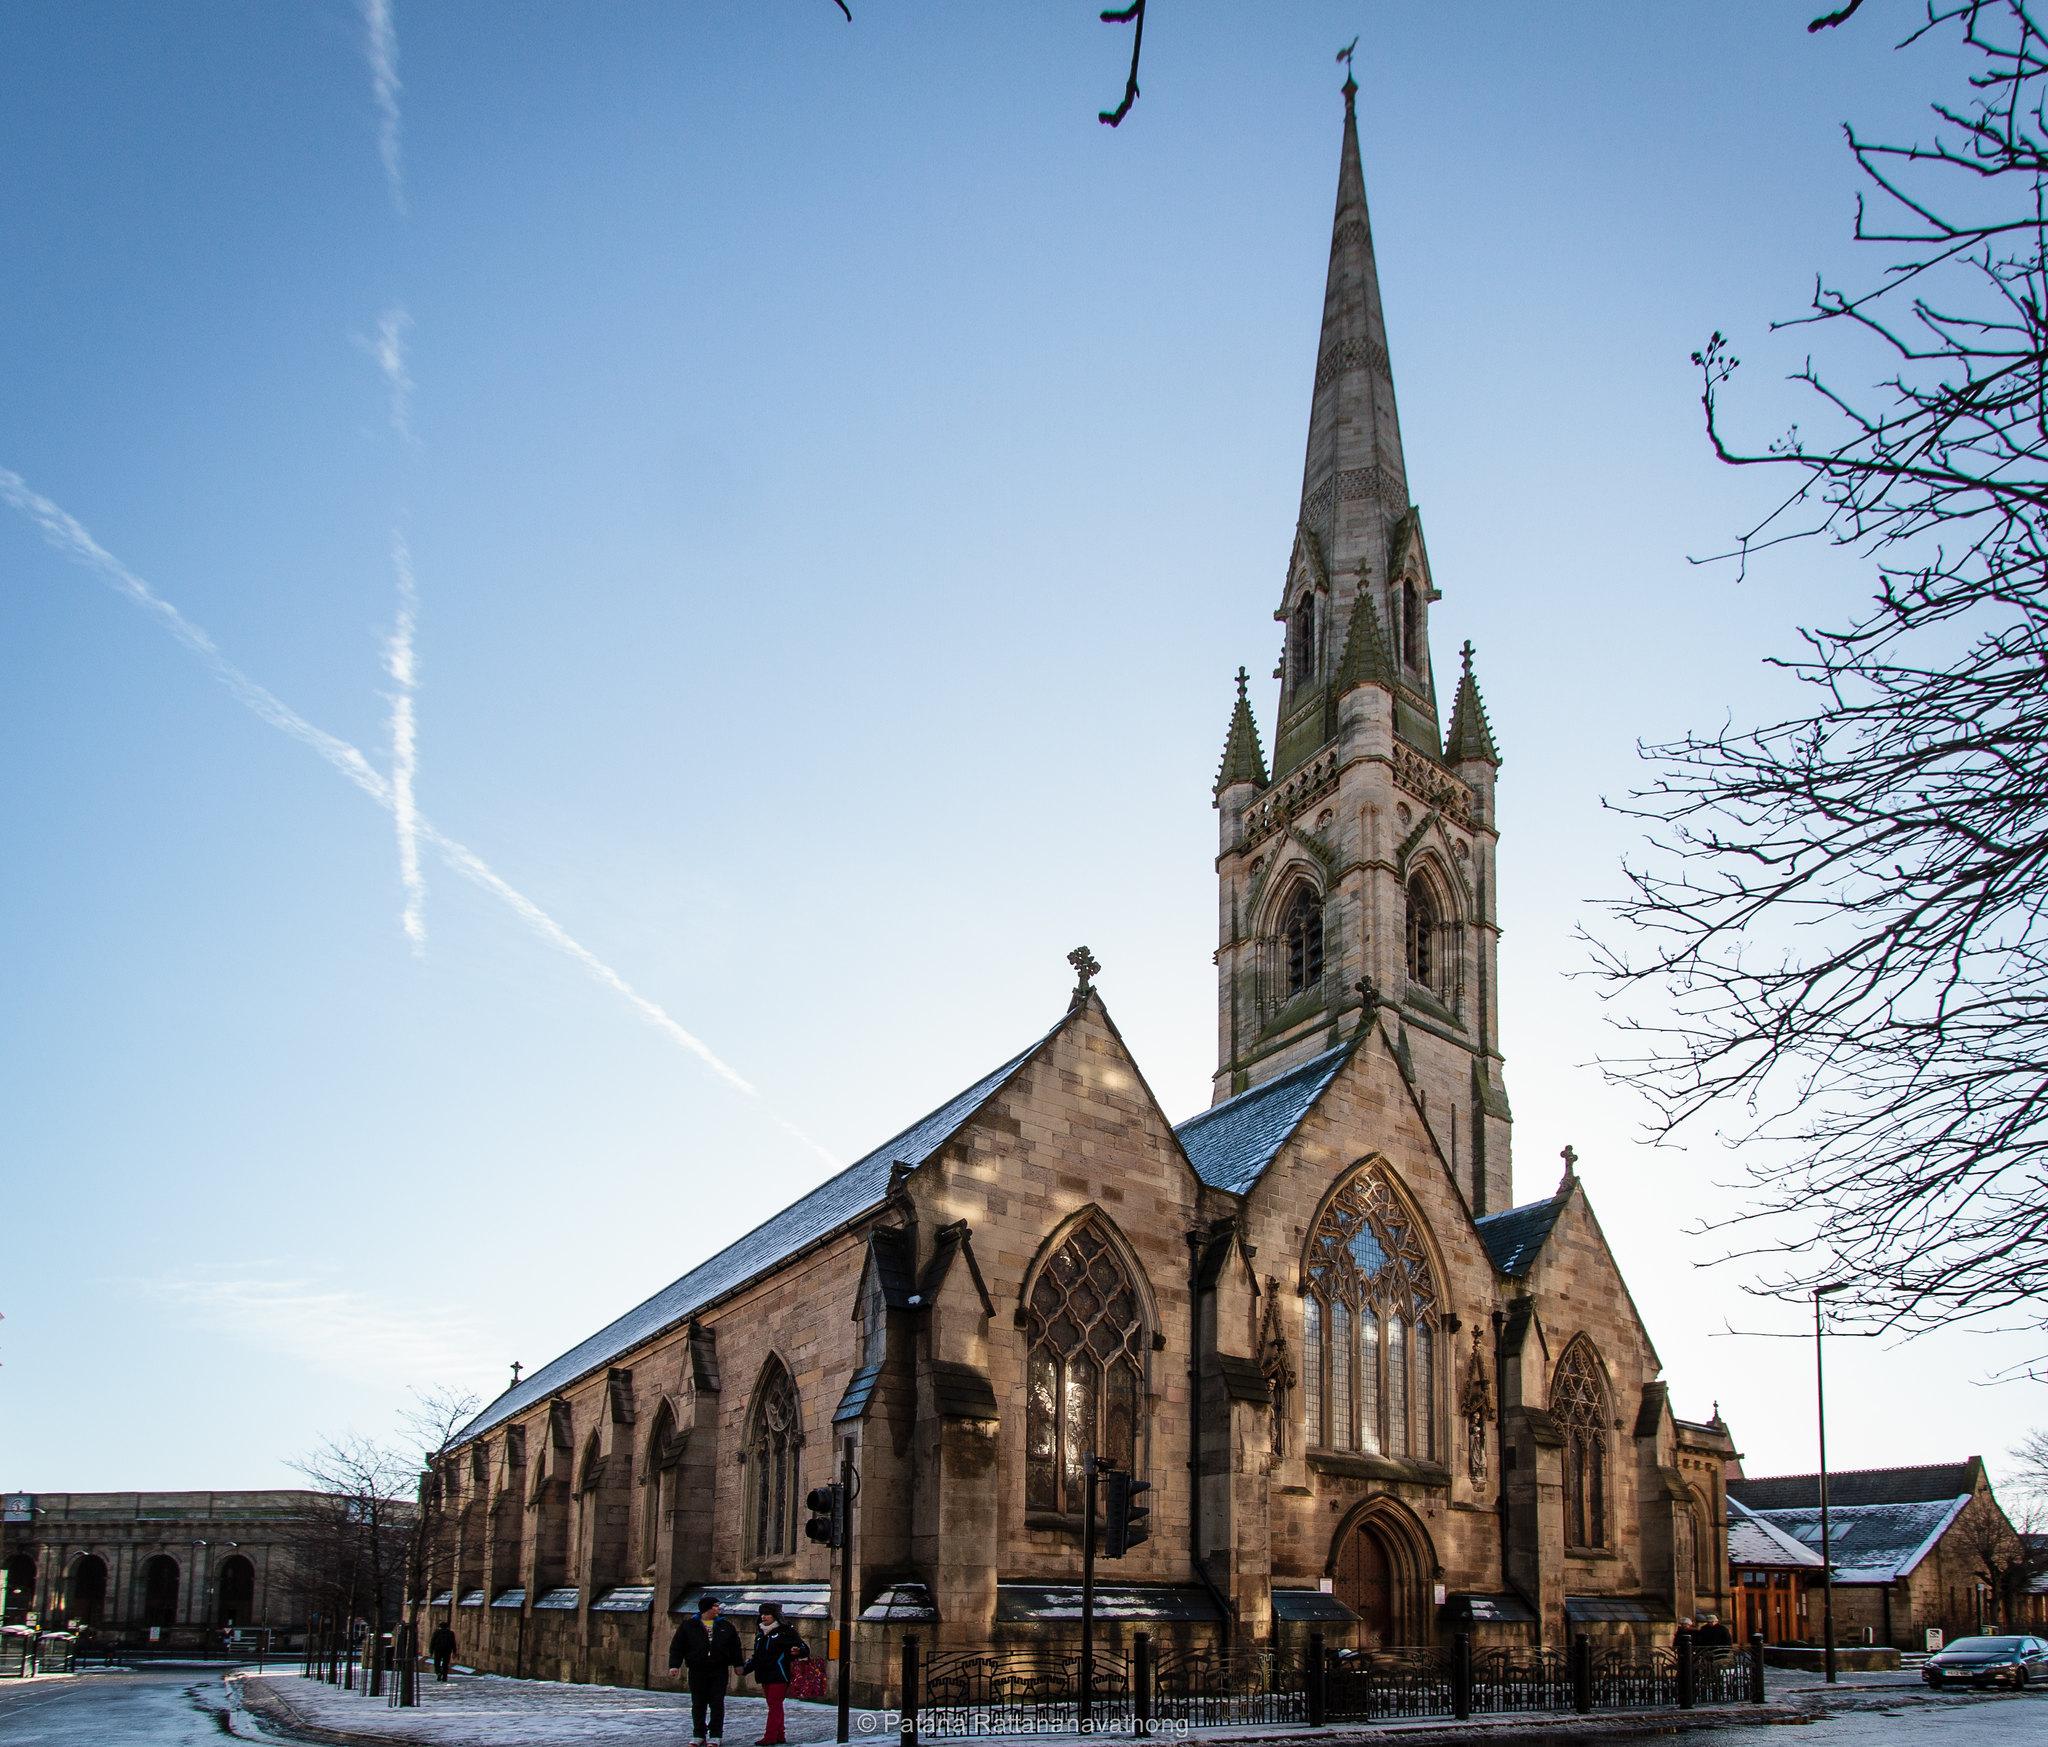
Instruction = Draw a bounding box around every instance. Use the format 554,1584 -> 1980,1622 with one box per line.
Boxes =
1443,640 -> 1501,765
1213,667 -> 1269,795
1297,73 -> 1408,588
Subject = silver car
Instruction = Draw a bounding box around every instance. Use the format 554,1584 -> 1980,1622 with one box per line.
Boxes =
1922,1635 -> 2048,1689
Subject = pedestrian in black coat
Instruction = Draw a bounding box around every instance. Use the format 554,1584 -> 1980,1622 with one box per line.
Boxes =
1695,1613 -> 1733,1648
668,1596 -> 745,1744
428,1622 -> 458,1682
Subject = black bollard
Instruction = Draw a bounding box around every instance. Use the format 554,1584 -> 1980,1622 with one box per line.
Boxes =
899,1633 -> 919,1747
1676,1627 -> 1696,1709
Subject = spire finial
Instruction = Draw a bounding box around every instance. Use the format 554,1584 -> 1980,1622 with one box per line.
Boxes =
510,1360 -> 523,1387
1461,638 -> 1476,678
1559,1144 -> 1578,1187
1336,36 -> 1359,105
1235,664 -> 1249,701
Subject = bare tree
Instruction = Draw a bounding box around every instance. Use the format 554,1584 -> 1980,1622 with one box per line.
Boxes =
1957,1494 -> 2048,1625
288,1386 -> 477,1700
2014,1427 -> 2048,1503
1590,0 -> 2048,1359
395,1387 -> 479,1706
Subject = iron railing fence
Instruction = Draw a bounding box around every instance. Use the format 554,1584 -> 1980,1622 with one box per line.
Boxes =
1471,1645 -> 1573,1714
899,1628 -> 1766,1741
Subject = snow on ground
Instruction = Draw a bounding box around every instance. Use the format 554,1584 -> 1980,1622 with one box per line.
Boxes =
239,1670 -> 884,1745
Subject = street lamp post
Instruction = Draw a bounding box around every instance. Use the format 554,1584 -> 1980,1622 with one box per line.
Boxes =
1813,1285 -> 1844,1685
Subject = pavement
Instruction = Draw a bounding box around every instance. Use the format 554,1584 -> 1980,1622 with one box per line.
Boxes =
0,1663 -> 2040,1747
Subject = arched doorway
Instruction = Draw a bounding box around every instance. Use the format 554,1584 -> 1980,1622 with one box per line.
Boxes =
215,1554 -> 255,1627
66,1554 -> 108,1628
1328,1500 -> 1437,1648
2,1554 -> 34,1624
141,1554 -> 180,1629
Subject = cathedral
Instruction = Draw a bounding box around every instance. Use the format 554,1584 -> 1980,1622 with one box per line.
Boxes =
426,79 -> 1735,1697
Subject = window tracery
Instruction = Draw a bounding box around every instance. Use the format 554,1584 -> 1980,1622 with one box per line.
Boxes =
1302,1166 -> 1440,1459
745,1360 -> 801,1560
1551,1337 -> 1610,1549
1024,1220 -> 1146,1516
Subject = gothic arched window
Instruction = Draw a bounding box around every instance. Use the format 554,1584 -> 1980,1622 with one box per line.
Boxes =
745,1360 -> 802,1560
1551,1337 -> 1610,1549
1025,1220 -> 1147,1516
1402,580 -> 1422,671
1281,884 -> 1325,999
1292,595 -> 1320,685
1302,1166 -> 1440,1459
1404,876 -> 1441,993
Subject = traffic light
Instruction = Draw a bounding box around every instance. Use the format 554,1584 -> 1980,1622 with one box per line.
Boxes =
1103,1469 -> 1151,1558
804,1482 -> 844,1549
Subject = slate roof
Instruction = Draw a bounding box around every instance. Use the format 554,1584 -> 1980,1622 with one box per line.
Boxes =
1473,1193 -> 1567,1277
1733,1497 -> 1973,1584
1174,1042 -> 1355,1195
1728,1461 -> 1980,1512
1726,1498 -> 1825,1571
457,1019 -> 1062,1444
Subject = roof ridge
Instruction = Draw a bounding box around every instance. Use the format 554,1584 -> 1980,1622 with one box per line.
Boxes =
455,1011 -> 1070,1444
1176,1039 -> 1355,1133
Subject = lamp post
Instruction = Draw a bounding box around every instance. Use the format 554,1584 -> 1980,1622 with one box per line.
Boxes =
1813,1284 -> 1844,1684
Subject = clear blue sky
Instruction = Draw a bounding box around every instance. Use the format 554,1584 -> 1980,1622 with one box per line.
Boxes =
2,2 -> 2036,1491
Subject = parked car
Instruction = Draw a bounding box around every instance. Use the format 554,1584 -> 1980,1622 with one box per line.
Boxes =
1922,1635 -> 2048,1689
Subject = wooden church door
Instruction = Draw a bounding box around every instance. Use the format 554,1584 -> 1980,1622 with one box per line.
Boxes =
1334,1523 -> 1396,1644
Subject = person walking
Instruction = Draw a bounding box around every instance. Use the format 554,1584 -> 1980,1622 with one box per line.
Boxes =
669,1595 -> 744,1746
744,1602 -> 810,1747
428,1621 -> 458,1682
1695,1613 -> 1733,1649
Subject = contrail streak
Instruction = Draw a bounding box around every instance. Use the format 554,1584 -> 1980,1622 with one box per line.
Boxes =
386,533 -> 425,951
361,306 -> 416,442
3,467 -> 835,1161
362,0 -> 406,213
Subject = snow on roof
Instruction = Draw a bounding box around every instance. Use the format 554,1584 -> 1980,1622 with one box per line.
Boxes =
1726,1498 -> 1825,1570
1174,1042 -> 1353,1195
1736,1495 -> 1973,1583
456,1017 -> 1063,1445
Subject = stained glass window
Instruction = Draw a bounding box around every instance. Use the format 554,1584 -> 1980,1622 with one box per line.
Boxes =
1023,1221 -> 1148,1516
1303,1166 -> 1439,1459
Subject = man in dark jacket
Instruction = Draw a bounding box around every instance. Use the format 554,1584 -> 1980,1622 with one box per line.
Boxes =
744,1602 -> 810,1747
1695,1613 -> 1734,1649
668,1595 -> 744,1745
428,1621 -> 458,1682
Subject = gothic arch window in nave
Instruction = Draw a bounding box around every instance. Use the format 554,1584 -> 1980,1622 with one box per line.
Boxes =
1025,1221 -> 1147,1516
1551,1337 -> 1611,1550
746,1359 -> 802,1560
1281,883 -> 1325,999
1301,1167 -> 1440,1460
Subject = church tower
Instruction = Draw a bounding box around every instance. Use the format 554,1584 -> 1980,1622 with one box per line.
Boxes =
1211,74 -> 1512,1216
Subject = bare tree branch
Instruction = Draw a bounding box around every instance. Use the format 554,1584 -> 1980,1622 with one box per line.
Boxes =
1589,1 -> 2048,1361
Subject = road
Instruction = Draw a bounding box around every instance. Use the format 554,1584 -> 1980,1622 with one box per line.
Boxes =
0,1666 -> 2040,1746
0,1666 -> 285,1746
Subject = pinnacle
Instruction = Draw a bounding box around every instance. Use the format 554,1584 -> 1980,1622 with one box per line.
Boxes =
1444,641 -> 1502,766
1214,666 -> 1270,796
1335,590 -> 1394,693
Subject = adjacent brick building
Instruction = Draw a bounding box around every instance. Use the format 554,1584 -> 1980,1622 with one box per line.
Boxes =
1727,1458 -> 2031,1649
424,76 -> 1735,1699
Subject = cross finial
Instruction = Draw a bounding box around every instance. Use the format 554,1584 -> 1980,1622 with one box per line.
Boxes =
1461,638 -> 1476,677
1354,974 -> 1382,1034
1235,664 -> 1249,701
1560,1144 -> 1578,1180
1067,945 -> 1102,1006
510,1360 -> 523,1387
